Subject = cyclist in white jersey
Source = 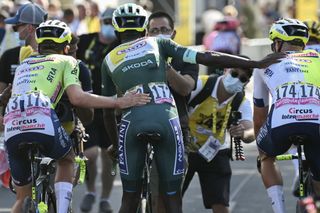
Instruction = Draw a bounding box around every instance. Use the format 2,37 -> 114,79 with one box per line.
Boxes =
253,18 -> 320,213
4,20 -> 150,213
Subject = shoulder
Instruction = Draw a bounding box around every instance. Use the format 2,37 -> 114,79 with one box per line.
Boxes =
2,46 -> 20,58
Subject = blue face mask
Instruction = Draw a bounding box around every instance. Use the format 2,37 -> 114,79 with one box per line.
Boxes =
222,73 -> 244,94
14,31 -> 26,46
101,24 -> 116,40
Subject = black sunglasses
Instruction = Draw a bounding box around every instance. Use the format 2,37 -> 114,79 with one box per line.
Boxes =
231,70 -> 249,83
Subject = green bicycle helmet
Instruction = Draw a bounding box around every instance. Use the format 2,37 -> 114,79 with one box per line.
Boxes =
112,3 -> 148,33
269,18 -> 309,45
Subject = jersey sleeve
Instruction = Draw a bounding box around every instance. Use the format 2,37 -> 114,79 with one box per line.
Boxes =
253,69 -> 269,107
238,97 -> 253,122
157,38 -> 198,64
101,59 -> 117,96
63,57 -> 81,89
78,61 -> 93,93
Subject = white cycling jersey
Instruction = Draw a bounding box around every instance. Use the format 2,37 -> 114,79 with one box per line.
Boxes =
305,44 -> 320,53
253,49 -> 320,128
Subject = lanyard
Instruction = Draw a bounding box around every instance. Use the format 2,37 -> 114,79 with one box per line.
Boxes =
211,99 -> 232,142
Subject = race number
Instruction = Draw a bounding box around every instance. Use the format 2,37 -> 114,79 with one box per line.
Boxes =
276,83 -> 320,101
148,82 -> 175,105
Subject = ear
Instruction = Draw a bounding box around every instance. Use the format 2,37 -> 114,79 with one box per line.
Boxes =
63,45 -> 70,55
171,30 -> 177,39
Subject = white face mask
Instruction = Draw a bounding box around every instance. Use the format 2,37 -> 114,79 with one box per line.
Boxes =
156,34 -> 172,39
222,73 -> 244,94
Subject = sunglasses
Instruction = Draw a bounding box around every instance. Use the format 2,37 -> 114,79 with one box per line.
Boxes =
12,23 -> 27,32
231,70 -> 249,83
148,27 -> 172,35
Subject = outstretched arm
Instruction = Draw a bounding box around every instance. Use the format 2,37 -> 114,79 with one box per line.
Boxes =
196,51 -> 285,69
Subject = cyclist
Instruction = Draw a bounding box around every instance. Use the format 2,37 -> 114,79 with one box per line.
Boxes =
288,20 -> 320,197
102,3 -> 283,213
146,11 -> 199,213
304,20 -> 320,52
3,20 -> 150,213
253,18 -> 320,213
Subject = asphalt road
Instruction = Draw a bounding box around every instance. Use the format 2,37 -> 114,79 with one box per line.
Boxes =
0,143 -> 297,213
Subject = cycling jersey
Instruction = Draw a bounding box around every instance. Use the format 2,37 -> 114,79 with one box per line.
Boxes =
305,44 -> 320,53
4,54 -> 79,185
101,37 -> 198,193
4,54 -> 80,140
253,49 -> 320,128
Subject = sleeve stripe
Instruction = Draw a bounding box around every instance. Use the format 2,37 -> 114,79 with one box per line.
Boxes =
253,98 -> 266,107
183,48 -> 197,64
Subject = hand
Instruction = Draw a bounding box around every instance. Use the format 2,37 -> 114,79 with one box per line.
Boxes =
256,52 -> 286,68
229,123 -> 245,139
116,92 -> 151,109
107,144 -> 118,162
0,84 -> 12,106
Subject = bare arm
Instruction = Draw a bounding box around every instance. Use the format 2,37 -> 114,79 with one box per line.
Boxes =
229,120 -> 255,143
196,51 -> 285,70
166,64 -> 195,96
103,108 -> 118,148
66,84 -> 150,109
253,106 -> 269,137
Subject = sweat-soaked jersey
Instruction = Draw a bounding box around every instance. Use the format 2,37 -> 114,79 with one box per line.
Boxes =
253,49 -> 320,128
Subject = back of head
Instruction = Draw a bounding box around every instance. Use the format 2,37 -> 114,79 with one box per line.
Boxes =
36,20 -> 72,53
303,20 -> 320,43
269,18 -> 309,46
112,3 -> 148,33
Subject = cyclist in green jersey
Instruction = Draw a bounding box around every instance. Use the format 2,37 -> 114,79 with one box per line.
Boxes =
102,3 -> 283,213
4,20 -> 150,213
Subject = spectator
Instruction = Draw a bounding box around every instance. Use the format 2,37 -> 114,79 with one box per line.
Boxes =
85,1 -> 100,33
182,66 -> 255,213
203,17 -> 241,75
75,3 -> 89,35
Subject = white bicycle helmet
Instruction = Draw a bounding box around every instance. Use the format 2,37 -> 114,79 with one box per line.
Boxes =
269,18 -> 309,45
112,3 -> 148,32
36,20 -> 72,44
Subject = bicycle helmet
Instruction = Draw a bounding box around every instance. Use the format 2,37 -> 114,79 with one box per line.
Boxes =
112,3 -> 148,32
269,18 -> 309,45
36,20 -> 72,44
303,20 -> 320,41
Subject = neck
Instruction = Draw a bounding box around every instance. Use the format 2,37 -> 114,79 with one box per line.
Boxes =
26,35 -> 38,52
280,43 -> 304,52
217,79 -> 233,104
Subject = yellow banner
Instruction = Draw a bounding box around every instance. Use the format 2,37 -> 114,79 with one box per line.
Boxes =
175,0 -> 195,45
296,0 -> 318,21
